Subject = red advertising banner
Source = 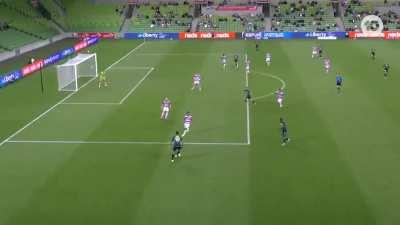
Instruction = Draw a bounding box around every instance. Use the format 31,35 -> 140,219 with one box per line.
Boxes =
74,32 -> 116,39
384,31 -> 400,40
21,59 -> 44,77
216,6 -> 258,11
348,31 -> 385,39
179,32 -> 236,40
74,40 -> 88,52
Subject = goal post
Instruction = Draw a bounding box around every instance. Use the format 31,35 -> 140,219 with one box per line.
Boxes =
56,53 -> 98,92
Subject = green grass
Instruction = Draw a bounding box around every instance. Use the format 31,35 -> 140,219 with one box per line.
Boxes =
1,39 -> 400,225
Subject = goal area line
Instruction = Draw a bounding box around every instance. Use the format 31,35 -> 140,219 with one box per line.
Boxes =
6,140 -> 249,146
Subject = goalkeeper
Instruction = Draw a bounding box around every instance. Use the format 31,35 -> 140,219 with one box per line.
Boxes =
98,71 -> 108,88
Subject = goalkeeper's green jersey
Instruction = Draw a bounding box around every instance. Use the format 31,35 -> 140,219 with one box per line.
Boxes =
99,73 -> 106,81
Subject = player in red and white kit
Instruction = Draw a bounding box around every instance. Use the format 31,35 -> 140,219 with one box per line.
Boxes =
324,57 -> 331,73
182,112 -> 192,137
312,46 -> 318,58
265,53 -> 272,66
160,97 -> 172,119
276,88 -> 284,108
192,73 -> 201,91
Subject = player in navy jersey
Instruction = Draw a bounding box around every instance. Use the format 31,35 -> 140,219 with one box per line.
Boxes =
280,118 -> 290,146
336,74 -> 343,94
383,63 -> 390,79
234,55 -> 239,69
370,48 -> 376,60
171,131 -> 183,162
318,47 -> 323,58
244,88 -> 252,102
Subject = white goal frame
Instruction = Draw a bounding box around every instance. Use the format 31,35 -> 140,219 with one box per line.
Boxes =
56,53 -> 98,92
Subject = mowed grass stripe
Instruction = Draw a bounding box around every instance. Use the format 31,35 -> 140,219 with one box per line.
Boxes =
248,40 -> 376,225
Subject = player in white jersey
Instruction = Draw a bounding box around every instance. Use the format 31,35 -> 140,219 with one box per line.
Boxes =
276,88 -> 284,108
160,97 -> 172,120
265,53 -> 272,66
312,46 -> 318,58
192,73 -> 201,91
221,53 -> 227,71
324,57 -> 331,73
245,59 -> 251,75
182,112 -> 192,137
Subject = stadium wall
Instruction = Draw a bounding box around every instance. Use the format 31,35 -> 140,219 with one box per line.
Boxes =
0,33 -> 74,62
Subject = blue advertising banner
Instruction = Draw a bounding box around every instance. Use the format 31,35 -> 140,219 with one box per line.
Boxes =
263,32 -> 286,39
124,32 -> 179,40
287,32 -> 346,39
0,70 -> 23,87
0,37 -> 99,89
43,51 -> 62,67
61,47 -> 75,58
241,32 -> 346,40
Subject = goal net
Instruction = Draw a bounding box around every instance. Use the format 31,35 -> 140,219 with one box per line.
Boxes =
56,53 -> 98,91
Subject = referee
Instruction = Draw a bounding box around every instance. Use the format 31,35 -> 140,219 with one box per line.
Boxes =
171,131 -> 183,162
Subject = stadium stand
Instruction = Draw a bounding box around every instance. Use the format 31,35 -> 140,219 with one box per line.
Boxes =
0,1 -> 59,50
0,29 -> 38,50
343,0 -> 400,31
130,4 -> 193,32
271,0 -> 338,32
197,14 -> 264,32
61,0 -> 125,32
40,0 -> 68,30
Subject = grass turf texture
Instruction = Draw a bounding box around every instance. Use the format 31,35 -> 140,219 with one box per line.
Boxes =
1,39 -> 400,225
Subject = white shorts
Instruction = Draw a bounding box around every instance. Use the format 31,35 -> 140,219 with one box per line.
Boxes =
312,51 -> 317,55
184,122 -> 191,129
194,81 -> 200,85
277,98 -> 283,104
163,107 -> 170,112
266,58 -> 271,63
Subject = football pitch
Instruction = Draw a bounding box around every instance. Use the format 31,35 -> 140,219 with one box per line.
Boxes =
1,39 -> 400,225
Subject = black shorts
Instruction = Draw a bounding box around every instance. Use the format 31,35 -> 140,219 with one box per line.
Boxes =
173,144 -> 182,151
337,82 -> 342,86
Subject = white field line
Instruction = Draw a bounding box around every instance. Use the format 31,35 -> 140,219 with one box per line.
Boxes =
252,72 -> 287,101
0,77 -> 96,147
103,42 -> 145,72
0,42 -> 146,147
62,102 -> 120,105
133,53 -> 244,56
7,140 -> 249,146
109,66 -> 151,70
119,67 -> 154,104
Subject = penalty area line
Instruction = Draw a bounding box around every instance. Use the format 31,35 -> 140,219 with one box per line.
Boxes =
0,42 -> 146,148
6,140 -> 250,146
